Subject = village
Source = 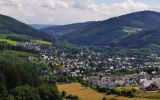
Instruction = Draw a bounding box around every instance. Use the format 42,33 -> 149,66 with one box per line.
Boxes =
19,41 -> 160,91
85,72 -> 160,91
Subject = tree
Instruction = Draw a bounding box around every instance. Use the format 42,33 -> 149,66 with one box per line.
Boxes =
38,84 -> 62,100
66,94 -> 79,100
102,96 -> 107,100
61,91 -> 66,98
0,85 -> 8,97
7,95 -> 15,100
10,85 -> 41,100
0,71 -> 8,97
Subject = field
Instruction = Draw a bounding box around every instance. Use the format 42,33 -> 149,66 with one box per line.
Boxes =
0,33 -> 32,40
0,33 -> 31,44
33,40 -> 52,45
57,83 -> 155,100
0,33 -> 52,45
0,38 -> 17,44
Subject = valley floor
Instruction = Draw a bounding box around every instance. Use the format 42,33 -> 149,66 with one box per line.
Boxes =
57,83 -> 155,100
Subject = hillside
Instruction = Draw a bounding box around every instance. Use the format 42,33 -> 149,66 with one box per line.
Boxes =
118,28 -> 160,48
30,24 -> 52,30
42,21 -> 95,37
42,11 -> 160,47
0,14 -> 52,41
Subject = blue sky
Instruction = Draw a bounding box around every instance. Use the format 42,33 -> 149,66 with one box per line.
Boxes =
0,0 -> 160,24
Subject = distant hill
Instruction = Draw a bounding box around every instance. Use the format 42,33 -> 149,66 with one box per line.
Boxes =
42,21 -> 95,37
42,11 -> 160,47
0,14 -> 52,41
30,24 -> 52,30
118,28 -> 160,48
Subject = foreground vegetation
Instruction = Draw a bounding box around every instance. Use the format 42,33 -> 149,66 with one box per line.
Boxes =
0,45 -> 62,100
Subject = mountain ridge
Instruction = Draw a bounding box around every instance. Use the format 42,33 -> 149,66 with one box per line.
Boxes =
42,10 -> 160,47
0,14 -> 52,41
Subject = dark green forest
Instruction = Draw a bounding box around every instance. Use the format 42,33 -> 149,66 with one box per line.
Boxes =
0,45 -> 62,100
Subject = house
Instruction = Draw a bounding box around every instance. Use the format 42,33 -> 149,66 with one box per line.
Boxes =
115,80 -> 126,87
88,76 -> 100,85
153,80 -> 160,89
140,79 -> 153,89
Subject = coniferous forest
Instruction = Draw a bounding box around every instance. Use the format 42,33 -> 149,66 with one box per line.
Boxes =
0,44 -> 62,100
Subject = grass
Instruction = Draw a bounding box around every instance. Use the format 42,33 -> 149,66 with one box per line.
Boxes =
0,33 -> 52,45
0,50 -> 35,57
139,92 -> 160,99
57,83 -> 153,100
0,33 -> 32,40
58,83 -> 106,100
0,33 -> 31,45
0,50 -> 37,62
0,38 -> 17,44
123,27 -> 142,34
33,40 -> 52,45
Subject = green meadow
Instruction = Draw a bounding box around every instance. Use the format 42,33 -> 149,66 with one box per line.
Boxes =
0,38 -> 17,44
0,33 -> 52,45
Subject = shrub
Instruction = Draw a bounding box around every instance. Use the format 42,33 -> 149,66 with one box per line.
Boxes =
114,87 -> 140,97
38,84 -> 62,100
109,98 -> 118,100
61,91 -> 66,98
10,85 -> 41,100
66,94 -> 79,100
102,96 -> 107,100
7,95 -> 15,100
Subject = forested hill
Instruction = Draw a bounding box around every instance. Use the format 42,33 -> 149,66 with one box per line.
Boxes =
30,24 -> 51,30
42,21 -> 95,37
42,11 -> 160,47
0,14 -> 52,41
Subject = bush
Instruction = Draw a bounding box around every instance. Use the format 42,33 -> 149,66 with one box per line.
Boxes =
96,86 -> 107,93
0,71 -> 8,97
102,96 -> 107,100
109,98 -> 118,100
61,91 -> 66,98
114,87 -> 140,97
95,86 -> 141,97
66,94 -> 79,100
7,95 -> 15,100
10,85 -> 41,100
38,84 -> 62,100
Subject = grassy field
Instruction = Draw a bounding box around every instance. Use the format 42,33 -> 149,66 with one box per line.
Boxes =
139,92 -> 160,99
0,33 -> 30,45
0,38 -> 17,44
0,33 -> 52,45
0,33 -> 32,40
57,83 -> 155,100
33,40 -> 52,45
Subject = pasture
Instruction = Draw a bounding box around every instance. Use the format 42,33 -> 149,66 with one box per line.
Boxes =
0,38 -> 17,44
57,83 -> 154,100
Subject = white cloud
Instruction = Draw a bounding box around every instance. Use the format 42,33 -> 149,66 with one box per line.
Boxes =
71,0 -> 149,16
0,0 -> 22,8
41,0 -> 69,9
0,0 -> 159,24
71,0 -> 98,11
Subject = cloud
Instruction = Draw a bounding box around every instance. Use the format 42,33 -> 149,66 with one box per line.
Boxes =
0,0 -> 22,8
41,0 -> 69,9
111,0 -> 149,12
0,0 -> 159,24
71,0 -> 98,11
71,0 -> 149,16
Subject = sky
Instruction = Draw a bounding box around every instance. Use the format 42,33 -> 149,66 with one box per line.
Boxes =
0,0 -> 160,25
